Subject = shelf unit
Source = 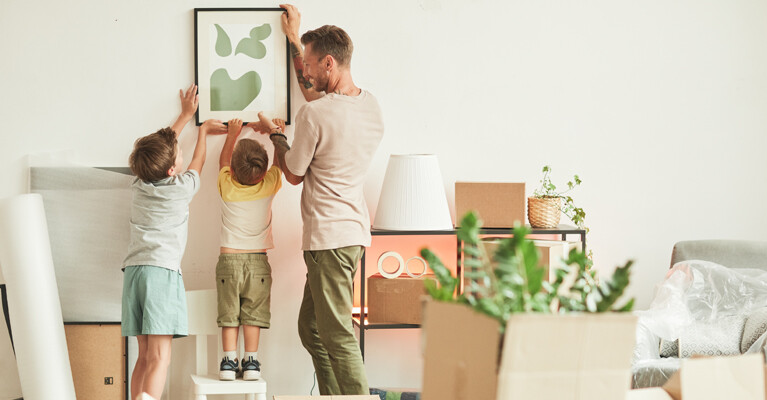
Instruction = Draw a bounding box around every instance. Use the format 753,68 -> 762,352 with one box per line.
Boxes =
352,225 -> 586,360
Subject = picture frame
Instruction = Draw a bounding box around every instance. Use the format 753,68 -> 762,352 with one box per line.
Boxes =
194,8 -> 291,125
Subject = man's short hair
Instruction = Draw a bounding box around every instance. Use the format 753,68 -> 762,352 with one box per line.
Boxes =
301,25 -> 353,67
231,139 -> 268,185
129,127 -> 177,182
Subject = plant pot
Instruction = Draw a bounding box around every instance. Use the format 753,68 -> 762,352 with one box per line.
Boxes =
527,197 -> 562,228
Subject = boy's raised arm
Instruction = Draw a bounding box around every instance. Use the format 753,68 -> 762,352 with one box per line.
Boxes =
171,84 -> 199,136
187,119 -> 226,175
219,119 -> 243,170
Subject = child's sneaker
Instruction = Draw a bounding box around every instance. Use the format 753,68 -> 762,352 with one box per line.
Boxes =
219,357 -> 239,381
242,356 -> 261,380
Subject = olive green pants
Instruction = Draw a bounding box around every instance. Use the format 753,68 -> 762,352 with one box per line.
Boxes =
298,246 -> 369,395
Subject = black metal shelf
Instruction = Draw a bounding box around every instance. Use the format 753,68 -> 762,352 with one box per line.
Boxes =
355,225 -> 586,360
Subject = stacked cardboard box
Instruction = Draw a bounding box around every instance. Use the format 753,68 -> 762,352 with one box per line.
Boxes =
455,182 -> 525,228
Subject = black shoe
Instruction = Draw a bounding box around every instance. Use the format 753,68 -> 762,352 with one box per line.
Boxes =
219,357 -> 239,381
242,356 -> 261,380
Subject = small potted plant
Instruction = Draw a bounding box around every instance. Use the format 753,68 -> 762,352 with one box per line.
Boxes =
528,165 -> 585,229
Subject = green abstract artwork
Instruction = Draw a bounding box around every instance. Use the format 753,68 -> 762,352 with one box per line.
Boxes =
210,68 -> 262,111
209,23 -> 272,111
214,24 -> 232,57
235,24 -> 271,59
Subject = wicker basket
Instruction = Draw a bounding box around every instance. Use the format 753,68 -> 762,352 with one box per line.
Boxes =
527,197 -> 562,228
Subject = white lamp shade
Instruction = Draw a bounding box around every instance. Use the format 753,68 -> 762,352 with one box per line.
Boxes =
373,154 -> 453,230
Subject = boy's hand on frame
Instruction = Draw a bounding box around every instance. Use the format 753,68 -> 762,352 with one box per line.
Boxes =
201,119 -> 227,135
227,119 -> 243,136
179,84 -> 199,118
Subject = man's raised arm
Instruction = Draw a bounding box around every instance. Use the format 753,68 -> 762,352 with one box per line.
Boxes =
280,4 -> 323,102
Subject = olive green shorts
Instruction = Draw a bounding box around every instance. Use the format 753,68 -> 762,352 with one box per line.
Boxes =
121,265 -> 187,338
216,253 -> 272,328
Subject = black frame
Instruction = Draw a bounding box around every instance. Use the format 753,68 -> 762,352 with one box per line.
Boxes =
0,285 -> 128,400
194,8 -> 292,126
353,225 -> 587,360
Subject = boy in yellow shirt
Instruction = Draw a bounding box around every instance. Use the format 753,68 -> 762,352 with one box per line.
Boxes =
215,113 -> 285,380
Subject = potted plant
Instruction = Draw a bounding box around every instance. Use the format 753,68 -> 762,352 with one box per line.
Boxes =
419,211 -> 636,400
528,165 -> 586,229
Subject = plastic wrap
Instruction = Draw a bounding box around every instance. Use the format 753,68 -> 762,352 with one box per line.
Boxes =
632,260 -> 767,388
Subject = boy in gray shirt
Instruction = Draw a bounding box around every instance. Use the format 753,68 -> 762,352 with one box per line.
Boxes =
121,85 -> 226,400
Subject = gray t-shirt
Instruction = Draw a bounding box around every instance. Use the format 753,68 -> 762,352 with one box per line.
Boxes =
285,90 -> 384,251
122,170 -> 200,273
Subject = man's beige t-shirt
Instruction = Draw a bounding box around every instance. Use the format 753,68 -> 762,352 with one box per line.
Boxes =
285,90 -> 384,251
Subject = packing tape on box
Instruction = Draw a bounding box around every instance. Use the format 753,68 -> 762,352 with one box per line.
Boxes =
0,194 -> 77,399
378,251 -> 405,278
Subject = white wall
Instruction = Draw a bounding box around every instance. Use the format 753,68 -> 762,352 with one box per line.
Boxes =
2,0 -> 767,398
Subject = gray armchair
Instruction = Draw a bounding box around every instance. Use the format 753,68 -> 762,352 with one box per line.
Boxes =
632,239 -> 767,388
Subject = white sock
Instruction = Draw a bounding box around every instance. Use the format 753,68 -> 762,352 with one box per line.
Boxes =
244,351 -> 258,361
224,351 -> 237,361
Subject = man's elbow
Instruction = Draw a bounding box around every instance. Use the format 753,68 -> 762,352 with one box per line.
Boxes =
286,173 -> 304,185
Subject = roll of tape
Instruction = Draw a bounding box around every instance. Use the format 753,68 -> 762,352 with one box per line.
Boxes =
405,256 -> 428,278
377,251 -> 405,279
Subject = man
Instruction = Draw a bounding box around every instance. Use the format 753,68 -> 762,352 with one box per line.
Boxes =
270,4 -> 384,395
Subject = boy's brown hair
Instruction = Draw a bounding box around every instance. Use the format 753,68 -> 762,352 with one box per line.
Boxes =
129,127 -> 177,182
231,139 -> 268,185
301,25 -> 353,67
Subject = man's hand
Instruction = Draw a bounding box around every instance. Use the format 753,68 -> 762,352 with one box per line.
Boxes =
200,119 -> 227,135
179,84 -> 199,119
273,118 -> 286,133
227,118 -> 243,137
279,4 -> 301,43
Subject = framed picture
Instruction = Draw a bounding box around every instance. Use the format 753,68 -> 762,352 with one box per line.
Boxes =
194,8 -> 291,125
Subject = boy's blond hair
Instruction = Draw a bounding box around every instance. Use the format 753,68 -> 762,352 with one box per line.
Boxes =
231,139 -> 268,185
129,128 -> 178,182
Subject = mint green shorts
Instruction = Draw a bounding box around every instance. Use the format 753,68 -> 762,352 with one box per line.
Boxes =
121,265 -> 188,338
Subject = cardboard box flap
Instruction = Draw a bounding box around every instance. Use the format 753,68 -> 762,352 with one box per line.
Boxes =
680,354 -> 764,400
421,300 -> 500,400
497,313 -> 637,400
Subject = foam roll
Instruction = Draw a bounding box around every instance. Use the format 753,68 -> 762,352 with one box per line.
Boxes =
0,194 -> 76,400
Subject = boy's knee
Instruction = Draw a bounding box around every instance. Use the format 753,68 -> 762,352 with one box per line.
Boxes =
143,347 -> 171,368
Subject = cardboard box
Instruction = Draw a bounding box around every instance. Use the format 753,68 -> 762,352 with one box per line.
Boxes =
495,313 -> 637,400
274,396 -> 378,400
479,239 -> 581,281
421,301 -> 500,400
367,273 -> 435,324
661,354 -> 765,400
455,182 -> 525,228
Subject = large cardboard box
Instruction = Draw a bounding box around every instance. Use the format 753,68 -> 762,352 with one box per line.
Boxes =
455,182 -> 525,228
421,301 -> 500,400
496,313 -> 637,400
367,273 -> 435,324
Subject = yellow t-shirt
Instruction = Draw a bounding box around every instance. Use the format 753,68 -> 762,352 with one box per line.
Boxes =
217,165 -> 282,250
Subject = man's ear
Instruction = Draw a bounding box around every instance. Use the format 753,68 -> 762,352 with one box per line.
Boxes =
324,55 -> 334,70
